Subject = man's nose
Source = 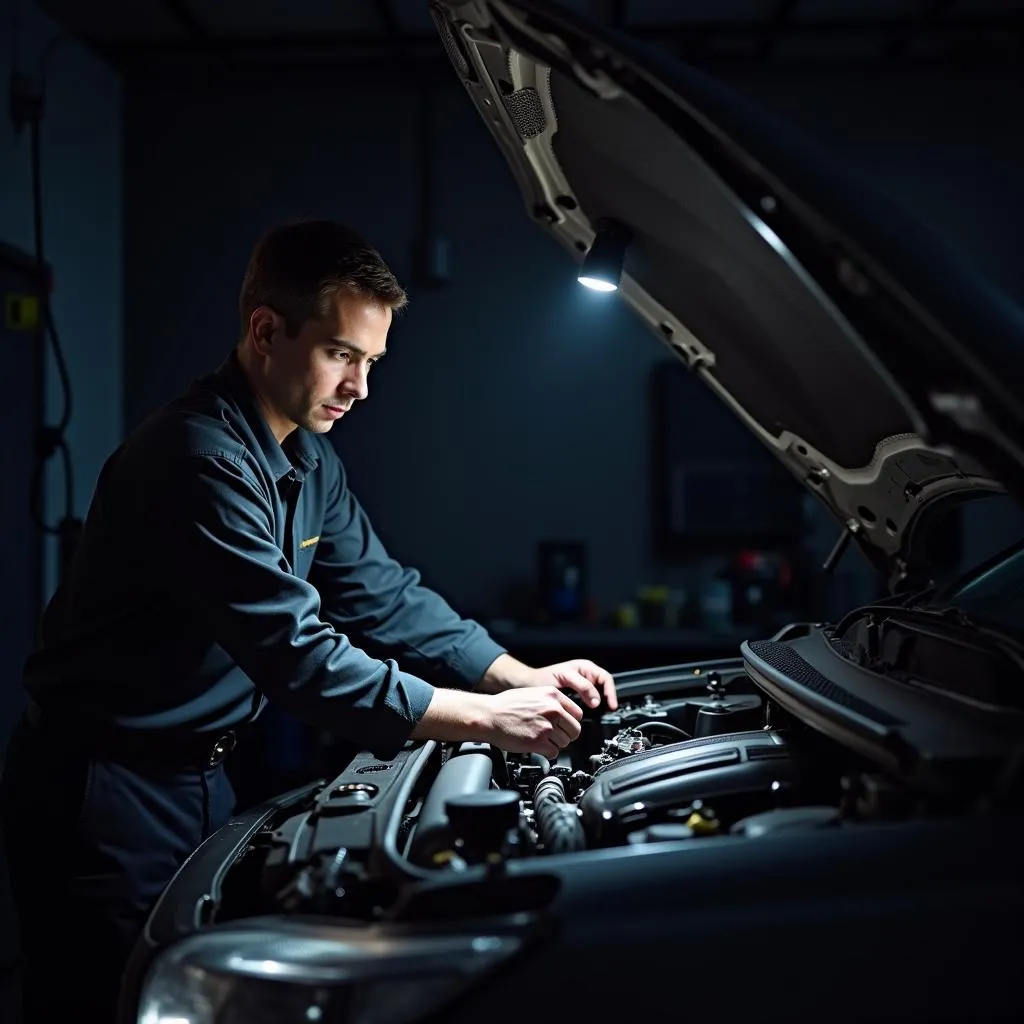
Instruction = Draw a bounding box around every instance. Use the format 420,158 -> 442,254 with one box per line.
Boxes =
340,365 -> 369,401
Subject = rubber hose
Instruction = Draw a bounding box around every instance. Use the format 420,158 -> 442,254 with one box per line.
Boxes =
533,774 -> 586,854
528,752 -> 551,776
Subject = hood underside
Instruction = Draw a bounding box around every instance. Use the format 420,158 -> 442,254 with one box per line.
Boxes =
431,0 -> 1024,590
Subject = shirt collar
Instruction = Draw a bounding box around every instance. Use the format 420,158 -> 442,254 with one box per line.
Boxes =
213,351 -> 321,482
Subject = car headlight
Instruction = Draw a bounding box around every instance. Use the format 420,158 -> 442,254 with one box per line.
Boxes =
136,916 -> 528,1024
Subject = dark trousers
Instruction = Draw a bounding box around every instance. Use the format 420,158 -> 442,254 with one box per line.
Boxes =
0,716 -> 236,1024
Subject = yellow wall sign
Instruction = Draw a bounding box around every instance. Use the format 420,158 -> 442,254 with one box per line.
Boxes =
5,293 -> 40,331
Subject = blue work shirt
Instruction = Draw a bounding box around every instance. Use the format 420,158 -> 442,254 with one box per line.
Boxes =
24,352 -> 506,759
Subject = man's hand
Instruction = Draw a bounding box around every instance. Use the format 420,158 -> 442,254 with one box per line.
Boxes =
481,686 -> 584,757
478,653 -> 618,710
521,660 -> 619,711
410,685 -> 584,757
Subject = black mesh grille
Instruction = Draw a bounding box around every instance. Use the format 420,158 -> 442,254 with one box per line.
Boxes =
356,763 -> 392,774
503,87 -> 547,138
431,5 -> 469,77
747,640 -> 903,727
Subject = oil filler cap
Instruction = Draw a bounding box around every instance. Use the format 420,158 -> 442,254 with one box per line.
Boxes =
446,790 -> 522,864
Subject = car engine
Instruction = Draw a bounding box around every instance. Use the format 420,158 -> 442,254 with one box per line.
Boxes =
188,635 -> 1024,949
400,667 -> 849,872
214,659 -> 916,929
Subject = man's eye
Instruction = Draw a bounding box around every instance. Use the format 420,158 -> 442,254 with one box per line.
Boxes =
331,350 -> 350,361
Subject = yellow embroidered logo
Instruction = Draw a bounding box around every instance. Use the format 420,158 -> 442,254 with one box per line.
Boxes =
299,536 -> 320,550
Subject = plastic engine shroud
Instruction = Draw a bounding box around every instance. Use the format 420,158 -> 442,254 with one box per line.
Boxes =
578,730 -> 800,844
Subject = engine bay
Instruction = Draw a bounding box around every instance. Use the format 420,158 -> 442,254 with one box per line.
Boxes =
214,646 -> 1010,926
405,666 -> 829,867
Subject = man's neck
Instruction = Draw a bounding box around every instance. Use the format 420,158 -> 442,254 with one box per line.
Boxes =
235,344 -> 295,445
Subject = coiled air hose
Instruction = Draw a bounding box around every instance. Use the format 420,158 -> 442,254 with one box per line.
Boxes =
533,774 -> 586,854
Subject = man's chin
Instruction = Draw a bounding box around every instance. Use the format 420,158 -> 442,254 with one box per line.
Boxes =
297,412 -> 336,434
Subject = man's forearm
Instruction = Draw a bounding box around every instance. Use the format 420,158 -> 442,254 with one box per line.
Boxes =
474,652 -> 534,694
409,686 -> 492,743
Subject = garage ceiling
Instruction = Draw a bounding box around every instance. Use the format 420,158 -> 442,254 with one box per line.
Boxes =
33,0 -> 1024,69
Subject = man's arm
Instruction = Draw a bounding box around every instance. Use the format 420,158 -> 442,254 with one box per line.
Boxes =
475,652 -> 535,692
309,453 -> 619,710
150,451 -> 438,758
307,454 -> 506,691
149,451 -> 592,759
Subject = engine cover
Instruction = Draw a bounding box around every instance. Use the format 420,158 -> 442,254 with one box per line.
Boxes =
578,730 -> 800,845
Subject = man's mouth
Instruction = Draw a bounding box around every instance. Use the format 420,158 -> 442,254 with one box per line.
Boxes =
323,403 -> 350,418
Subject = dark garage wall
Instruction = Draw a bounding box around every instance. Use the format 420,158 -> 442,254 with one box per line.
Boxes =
0,15 -> 122,725
733,67 -> 1024,305
1,13 -> 123,598
0,0 -> 122,970
123,63 -> 1024,620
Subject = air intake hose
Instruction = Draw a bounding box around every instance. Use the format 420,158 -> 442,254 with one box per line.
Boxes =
408,753 -> 493,866
533,774 -> 586,854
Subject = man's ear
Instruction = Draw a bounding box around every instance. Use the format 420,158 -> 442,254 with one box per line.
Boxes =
249,307 -> 279,356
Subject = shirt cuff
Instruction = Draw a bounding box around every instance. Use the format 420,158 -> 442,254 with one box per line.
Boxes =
372,670 -> 436,760
444,629 -> 508,691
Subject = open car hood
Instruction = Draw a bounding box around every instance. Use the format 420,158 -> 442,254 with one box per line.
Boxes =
430,1 -> 1024,591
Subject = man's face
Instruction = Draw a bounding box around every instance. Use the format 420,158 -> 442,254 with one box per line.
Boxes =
261,290 -> 391,440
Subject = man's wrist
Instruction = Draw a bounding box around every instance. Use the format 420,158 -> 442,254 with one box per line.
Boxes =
475,652 -> 534,694
409,686 -> 494,745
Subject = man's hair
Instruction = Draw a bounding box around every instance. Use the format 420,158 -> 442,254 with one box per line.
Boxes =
239,220 -> 407,338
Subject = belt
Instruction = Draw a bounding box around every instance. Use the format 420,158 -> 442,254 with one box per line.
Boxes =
24,701 -> 239,770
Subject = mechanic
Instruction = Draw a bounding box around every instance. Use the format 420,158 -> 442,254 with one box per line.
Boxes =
0,220 -> 618,1024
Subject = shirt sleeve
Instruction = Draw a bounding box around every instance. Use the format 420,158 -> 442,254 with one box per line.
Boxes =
308,453 -> 507,690
151,451 -> 436,759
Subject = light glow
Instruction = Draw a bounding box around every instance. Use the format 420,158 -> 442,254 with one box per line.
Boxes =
577,275 -> 618,292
